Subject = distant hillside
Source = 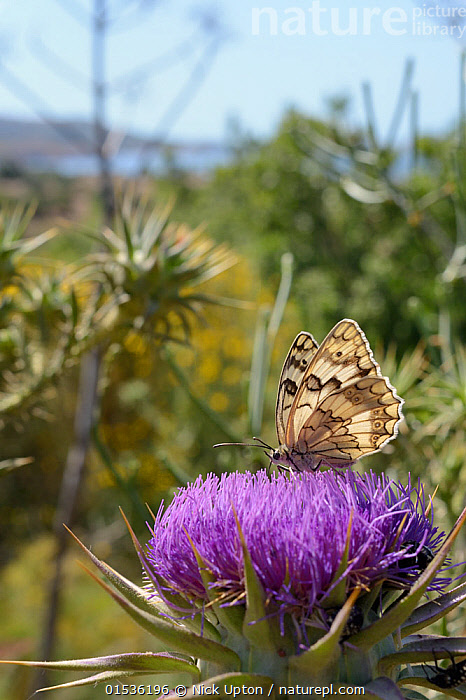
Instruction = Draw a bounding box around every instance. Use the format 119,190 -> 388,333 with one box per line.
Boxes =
0,117 -> 228,174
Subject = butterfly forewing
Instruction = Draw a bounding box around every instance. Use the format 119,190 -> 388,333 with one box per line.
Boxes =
286,320 -> 381,446
275,331 -> 319,445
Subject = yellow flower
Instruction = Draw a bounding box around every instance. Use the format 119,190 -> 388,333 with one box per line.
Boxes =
198,355 -> 221,382
209,391 -> 229,412
222,365 -> 243,385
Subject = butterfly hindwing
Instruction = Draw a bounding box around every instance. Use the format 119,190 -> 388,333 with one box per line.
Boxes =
275,332 -> 319,445
295,375 -> 403,465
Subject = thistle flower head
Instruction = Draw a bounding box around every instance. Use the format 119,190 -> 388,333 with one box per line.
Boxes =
145,469 -> 448,638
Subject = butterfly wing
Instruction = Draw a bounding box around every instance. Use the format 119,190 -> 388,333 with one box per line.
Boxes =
286,319 -> 379,446
294,375 -> 404,465
275,332 -> 319,445
286,319 -> 402,456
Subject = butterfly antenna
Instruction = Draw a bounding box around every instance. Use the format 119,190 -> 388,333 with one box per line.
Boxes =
213,441 -> 269,449
213,437 -> 274,451
252,436 -> 274,450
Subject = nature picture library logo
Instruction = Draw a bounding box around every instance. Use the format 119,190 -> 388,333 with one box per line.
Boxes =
251,1 -> 466,38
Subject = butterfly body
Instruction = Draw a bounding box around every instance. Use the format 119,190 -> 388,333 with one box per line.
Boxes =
271,448 -> 355,472
270,445 -> 329,472
271,319 -> 404,472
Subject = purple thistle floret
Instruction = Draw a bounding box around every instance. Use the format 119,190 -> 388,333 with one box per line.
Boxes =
145,469 -> 448,624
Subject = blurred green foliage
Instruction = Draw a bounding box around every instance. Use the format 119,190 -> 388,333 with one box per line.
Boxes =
172,109 -> 464,355
1,81 -> 466,696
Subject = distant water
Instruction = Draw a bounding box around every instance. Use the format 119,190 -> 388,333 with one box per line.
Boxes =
24,145 -> 231,177
18,142 -> 417,178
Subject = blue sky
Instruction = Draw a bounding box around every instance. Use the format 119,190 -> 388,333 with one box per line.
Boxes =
0,0 -> 464,144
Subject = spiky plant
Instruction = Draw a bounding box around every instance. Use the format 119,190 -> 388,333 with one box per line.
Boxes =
0,196 -> 235,426
405,345 -> 466,524
77,195 -> 237,346
0,202 -> 57,292
0,205 -> 76,422
3,467 -> 466,698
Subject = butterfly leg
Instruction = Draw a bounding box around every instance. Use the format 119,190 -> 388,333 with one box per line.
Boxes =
279,464 -> 291,475
314,459 -> 324,472
330,464 -> 348,481
421,648 -> 443,682
421,647 -> 454,681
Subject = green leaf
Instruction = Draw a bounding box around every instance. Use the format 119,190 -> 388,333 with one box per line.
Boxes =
0,456 -> 33,473
17,227 -> 58,254
289,588 -> 360,680
119,511 -> 221,634
0,651 -> 199,674
0,652 -> 200,694
363,676 -> 407,699
402,580 -> 466,637
233,507 -> 283,652
121,212 -> 135,261
35,671 -> 153,694
324,510 -> 354,608
378,636 -> 466,676
66,525 -> 168,609
248,252 -> 293,434
183,527 -> 245,638
0,202 -> 36,245
141,199 -> 172,257
82,564 -> 241,670
70,287 -> 79,329
398,668 -> 466,699
67,525 -> 220,640
248,306 -> 270,435
401,690 -> 431,700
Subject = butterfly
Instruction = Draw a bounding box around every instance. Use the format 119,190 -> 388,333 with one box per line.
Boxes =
215,319 -> 404,472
